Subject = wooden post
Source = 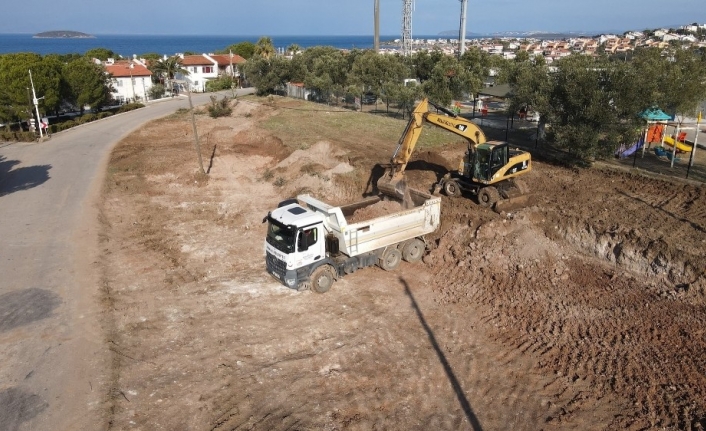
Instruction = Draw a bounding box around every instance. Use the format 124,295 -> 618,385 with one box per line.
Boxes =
186,84 -> 205,174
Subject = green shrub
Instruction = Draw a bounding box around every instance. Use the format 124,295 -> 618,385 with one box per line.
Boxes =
19,131 -> 36,141
59,120 -> 77,131
206,76 -> 235,92
116,103 -> 145,114
149,83 -> 166,99
79,113 -> 97,124
0,131 -> 37,142
206,95 -> 232,118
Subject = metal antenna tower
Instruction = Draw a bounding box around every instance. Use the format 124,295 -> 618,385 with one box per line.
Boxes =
402,0 -> 413,56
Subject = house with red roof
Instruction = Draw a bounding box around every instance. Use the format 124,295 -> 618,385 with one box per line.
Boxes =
175,53 -> 246,92
104,59 -> 153,104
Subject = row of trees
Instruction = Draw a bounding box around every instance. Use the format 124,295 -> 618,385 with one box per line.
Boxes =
242,46 -> 498,109
0,51 -> 114,126
503,48 -> 706,160
242,44 -> 706,163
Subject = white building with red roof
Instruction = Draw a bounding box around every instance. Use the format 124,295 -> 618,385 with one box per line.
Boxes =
104,59 -> 153,104
176,53 -> 246,92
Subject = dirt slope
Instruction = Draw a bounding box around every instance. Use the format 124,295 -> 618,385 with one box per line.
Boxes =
99,98 -> 706,430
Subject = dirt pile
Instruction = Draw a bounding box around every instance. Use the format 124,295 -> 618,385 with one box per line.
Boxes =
100,98 -> 706,430
347,199 -> 403,224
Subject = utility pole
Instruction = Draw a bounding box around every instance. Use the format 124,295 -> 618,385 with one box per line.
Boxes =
458,0 -> 468,57
402,0 -> 413,56
374,0 -> 380,53
185,82 -> 205,174
29,69 -> 43,139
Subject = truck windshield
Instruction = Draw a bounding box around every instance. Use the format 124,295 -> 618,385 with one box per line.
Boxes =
266,220 -> 295,253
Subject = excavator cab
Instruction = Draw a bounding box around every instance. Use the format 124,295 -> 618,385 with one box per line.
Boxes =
473,143 -> 509,182
461,142 -> 509,183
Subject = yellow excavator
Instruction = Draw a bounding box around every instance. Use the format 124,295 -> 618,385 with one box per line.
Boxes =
377,98 -> 532,211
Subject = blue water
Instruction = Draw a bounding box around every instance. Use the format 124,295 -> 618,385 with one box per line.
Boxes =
0,34 -> 439,57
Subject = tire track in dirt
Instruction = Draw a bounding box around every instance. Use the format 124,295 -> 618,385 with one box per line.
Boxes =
420,164 -> 706,429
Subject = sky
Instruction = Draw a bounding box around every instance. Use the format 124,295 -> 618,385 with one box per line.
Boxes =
5,0 -> 705,36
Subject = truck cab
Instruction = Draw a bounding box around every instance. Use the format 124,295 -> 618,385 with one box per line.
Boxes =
265,202 -> 326,289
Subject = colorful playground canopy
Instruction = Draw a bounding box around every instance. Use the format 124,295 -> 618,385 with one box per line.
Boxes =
640,108 -> 672,121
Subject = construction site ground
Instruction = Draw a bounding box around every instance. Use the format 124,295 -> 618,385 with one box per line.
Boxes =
100,96 -> 706,430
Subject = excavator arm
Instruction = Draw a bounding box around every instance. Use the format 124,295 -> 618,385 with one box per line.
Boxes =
378,98 -> 487,199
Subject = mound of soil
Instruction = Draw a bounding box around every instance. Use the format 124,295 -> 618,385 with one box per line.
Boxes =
347,200 -> 404,224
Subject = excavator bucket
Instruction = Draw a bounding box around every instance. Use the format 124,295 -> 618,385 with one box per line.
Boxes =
491,178 -> 532,213
492,193 -> 533,213
377,174 -> 407,201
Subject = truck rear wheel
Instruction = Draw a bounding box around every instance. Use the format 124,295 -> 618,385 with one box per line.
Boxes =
402,239 -> 425,263
478,186 -> 500,208
379,248 -> 402,271
310,265 -> 335,293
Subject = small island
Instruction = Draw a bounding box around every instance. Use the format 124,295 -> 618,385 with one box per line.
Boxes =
33,31 -> 95,39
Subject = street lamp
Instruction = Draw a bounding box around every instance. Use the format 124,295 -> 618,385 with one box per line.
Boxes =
29,69 -> 43,138
26,87 -> 33,127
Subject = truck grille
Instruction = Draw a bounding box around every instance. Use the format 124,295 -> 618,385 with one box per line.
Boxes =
266,252 -> 286,279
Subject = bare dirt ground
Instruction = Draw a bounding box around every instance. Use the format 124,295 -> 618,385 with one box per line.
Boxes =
99,97 -> 706,430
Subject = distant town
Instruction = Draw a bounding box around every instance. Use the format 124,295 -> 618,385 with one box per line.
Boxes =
380,23 -> 706,62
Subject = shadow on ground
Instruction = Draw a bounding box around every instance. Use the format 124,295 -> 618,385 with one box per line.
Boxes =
0,155 -> 51,197
0,387 -> 48,431
0,288 -> 62,333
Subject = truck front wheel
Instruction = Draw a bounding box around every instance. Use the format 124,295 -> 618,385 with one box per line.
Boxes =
379,248 -> 402,271
310,265 -> 335,293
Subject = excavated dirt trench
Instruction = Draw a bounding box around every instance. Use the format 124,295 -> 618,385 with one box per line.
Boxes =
100,100 -> 706,430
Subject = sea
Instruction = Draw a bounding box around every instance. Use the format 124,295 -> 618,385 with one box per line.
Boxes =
0,34 -> 446,57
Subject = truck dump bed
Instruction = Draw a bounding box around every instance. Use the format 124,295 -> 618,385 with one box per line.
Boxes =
298,188 -> 440,257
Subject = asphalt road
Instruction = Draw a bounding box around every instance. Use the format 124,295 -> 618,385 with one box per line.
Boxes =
0,89 -> 254,431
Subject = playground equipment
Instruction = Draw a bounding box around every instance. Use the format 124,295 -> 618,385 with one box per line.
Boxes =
662,134 -> 693,153
654,146 -> 681,163
615,137 -> 644,159
633,109 -> 702,173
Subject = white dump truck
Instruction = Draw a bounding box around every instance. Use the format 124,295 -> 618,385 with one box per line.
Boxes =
264,189 -> 441,293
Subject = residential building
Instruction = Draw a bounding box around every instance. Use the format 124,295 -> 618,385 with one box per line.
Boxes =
104,59 -> 152,104
175,53 -> 246,92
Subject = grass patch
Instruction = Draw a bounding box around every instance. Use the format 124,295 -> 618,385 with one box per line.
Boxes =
257,97 -> 461,154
